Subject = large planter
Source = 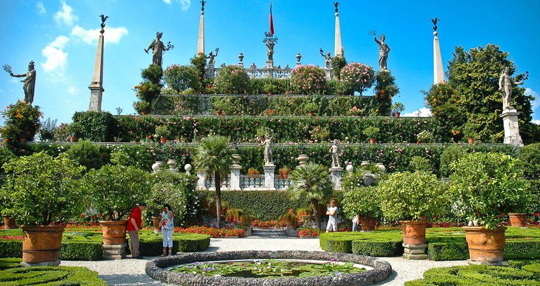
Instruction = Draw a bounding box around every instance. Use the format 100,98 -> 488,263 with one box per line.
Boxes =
99,220 -> 128,245
152,216 -> 161,233
401,220 -> 427,245
463,226 -> 506,265
369,138 -> 377,144
508,213 -> 528,228
3,216 -> 17,229
360,217 -> 377,231
21,225 -> 65,266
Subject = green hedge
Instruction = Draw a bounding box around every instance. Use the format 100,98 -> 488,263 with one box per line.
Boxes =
72,111 -> 116,142
198,191 -> 312,221
0,258 -> 20,270
0,240 -> 102,261
0,266 -> 107,286
352,240 -> 403,257
133,233 -> 211,256
405,265 -> 540,286
154,94 -> 379,116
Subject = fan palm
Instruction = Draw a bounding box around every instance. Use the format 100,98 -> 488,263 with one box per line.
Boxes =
193,136 -> 233,228
288,163 -> 333,230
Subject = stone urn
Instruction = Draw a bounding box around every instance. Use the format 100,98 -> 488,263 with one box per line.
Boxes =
167,159 -> 177,170
297,154 -> 309,166
21,225 -> 65,266
375,163 -> 386,173
152,161 -> 164,173
463,226 -> 506,265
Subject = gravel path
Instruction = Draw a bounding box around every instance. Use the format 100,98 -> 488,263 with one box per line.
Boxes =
61,237 -> 468,286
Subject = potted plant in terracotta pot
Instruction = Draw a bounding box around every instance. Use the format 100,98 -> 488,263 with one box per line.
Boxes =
342,186 -> 381,231
0,152 -> 85,266
155,125 -> 170,144
82,165 -> 152,251
363,126 -> 380,144
392,102 -> 405,117
463,122 -> 481,144
378,172 -> 446,246
304,102 -> 318,117
449,152 -> 531,265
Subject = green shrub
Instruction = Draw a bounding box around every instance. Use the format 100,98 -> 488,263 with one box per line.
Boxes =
405,265 -> 539,286
164,65 -> 201,93
450,153 -> 531,229
60,242 -> 102,261
352,240 -> 403,257
440,144 -> 468,177
374,71 -> 399,116
332,56 -> 347,81
64,139 -> 107,171
428,242 -> 469,261
0,266 -> 107,286
339,63 -> 375,95
519,143 -> 540,178
72,111 -> 116,142
522,263 -> 540,275
214,66 -> 250,94
0,258 -> 21,270
0,147 -> 15,174
409,156 -> 434,173
291,65 -> 326,95
378,172 -> 447,221
326,238 -> 353,253
0,240 -> 22,258
0,153 -> 85,226
342,187 -> 381,219
135,65 -> 163,114
133,233 -> 210,256
81,165 -> 152,221
0,101 -> 41,153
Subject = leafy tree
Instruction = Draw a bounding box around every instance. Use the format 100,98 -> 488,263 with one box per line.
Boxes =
429,45 -> 534,143
424,83 -> 467,142
64,139 -> 106,171
134,65 -> 163,115
0,101 -> 41,154
331,56 -> 347,80
193,136 -> 234,228
164,65 -> 201,93
287,163 -> 333,230
214,66 -> 250,94
190,53 -> 207,89
374,71 -> 399,116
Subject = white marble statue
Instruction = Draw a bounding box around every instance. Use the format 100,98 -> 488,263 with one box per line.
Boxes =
329,139 -> 343,168
262,133 -> 274,165
499,66 -> 523,110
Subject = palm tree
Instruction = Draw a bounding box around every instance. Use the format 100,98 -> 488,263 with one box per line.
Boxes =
288,163 -> 333,230
193,136 -> 233,228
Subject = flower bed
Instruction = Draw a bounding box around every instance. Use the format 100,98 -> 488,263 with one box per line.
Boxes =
297,228 -> 321,238
174,226 -> 245,238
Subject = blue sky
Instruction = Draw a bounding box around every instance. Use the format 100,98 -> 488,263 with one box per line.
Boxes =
0,0 -> 539,124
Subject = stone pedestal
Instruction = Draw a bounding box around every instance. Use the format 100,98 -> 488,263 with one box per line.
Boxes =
20,260 -> 61,267
205,63 -> 215,79
467,259 -> 508,266
230,165 -> 242,190
264,164 -> 276,190
297,154 -> 309,166
501,108 -> 524,147
197,171 -> 207,190
330,167 -> 343,190
266,60 -> 274,69
325,67 -> 333,80
102,244 -> 126,260
402,243 -> 428,260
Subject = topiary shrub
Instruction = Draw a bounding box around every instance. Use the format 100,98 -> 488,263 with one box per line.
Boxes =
164,65 -> 201,93
0,101 -> 41,153
190,53 -> 207,89
134,64 -> 163,114
331,56 -> 347,80
374,70 -> 399,116
339,63 -> 375,95
352,240 -> 403,257
214,66 -> 250,94
72,111 -> 116,142
342,187 -> 381,219
409,156 -> 434,173
291,65 -> 326,95
378,172 -> 447,221
64,139 -> 107,171
0,266 -> 107,285
60,242 -> 102,261
440,145 -> 467,177
450,153 -> 531,229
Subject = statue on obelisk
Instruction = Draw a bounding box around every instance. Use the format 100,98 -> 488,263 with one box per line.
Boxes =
197,1 -> 207,54
3,61 -> 36,105
432,18 -> 445,84
320,48 -> 332,69
88,15 -> 107,111
145,32 -> 173,67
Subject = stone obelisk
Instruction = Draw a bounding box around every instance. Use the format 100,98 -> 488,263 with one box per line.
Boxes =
432,19 -> 445,84
197,1 -> 206,54
89,17 -> 106,111
334,2 -> 343,56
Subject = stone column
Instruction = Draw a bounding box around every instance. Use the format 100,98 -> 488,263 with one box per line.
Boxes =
334,12 -> 343,57
197,171 -> 207,190
264,164 -> 276,190
330,167 -> 343,190
501,108 -> 524,147
197,10 -> 205,54
230,154 -> 242,190
433,31 -> 445,84
89,27 -> 105,111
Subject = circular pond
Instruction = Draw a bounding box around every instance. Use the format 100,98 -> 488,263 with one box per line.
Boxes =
145,251 -> 392,286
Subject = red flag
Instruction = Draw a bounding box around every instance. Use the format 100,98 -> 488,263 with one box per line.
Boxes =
269,2 -> 275,35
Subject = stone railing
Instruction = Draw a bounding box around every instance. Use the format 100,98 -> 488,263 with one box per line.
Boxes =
205,64 -> 333,80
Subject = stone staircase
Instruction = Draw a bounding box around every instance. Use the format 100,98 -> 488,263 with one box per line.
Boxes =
250,228 -> 288,238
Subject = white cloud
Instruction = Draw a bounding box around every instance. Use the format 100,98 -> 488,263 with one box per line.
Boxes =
526,88 -> 540,110
36,2 -> 47,14
164,0 -> 191,10
163,0 -> 172,3
403,107 -> 432,117
532,120 -> 540,125
71,26 -> 129,45
41,36 -> 69,79
54,1 -> 78,26
68,86 -> 78,95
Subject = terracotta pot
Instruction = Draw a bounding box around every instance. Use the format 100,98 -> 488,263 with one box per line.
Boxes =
463,226 -> 506,264
3,216 -> 17,229
141,111 -> 149,115
468,138 -> 475,144
152,216 -> 161,233
360,217 -> 376,231
395,112 -> 401,117
160,137 -> 167,144
70,136 -> 77,143
369,138 -> 377,144
309,111 -> 315,116
22,225 -> 65,265
508,213 -> 528,228
99,220 -> 128,245
216,111 -> 222,116
401,220 -> 427,245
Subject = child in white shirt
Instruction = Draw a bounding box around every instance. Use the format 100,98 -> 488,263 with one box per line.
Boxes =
326,199 -> 338,232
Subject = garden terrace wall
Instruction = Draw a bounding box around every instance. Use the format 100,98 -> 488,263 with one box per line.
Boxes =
153,94 -> 380,116
24,143 -> 517,176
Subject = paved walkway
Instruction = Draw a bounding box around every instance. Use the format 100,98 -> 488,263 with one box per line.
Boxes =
61,237 -> 468,286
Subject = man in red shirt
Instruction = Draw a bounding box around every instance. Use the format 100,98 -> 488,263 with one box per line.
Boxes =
127,203 -> 146,258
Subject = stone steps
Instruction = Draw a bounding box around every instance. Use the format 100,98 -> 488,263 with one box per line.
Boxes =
250,228 -> 288,238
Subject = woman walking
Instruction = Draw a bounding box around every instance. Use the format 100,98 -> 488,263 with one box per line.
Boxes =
161,204 -> 174,256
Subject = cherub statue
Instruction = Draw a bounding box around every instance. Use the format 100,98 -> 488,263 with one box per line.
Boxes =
329,139 -> 343,168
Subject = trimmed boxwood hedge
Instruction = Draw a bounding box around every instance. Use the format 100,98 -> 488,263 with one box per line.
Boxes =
0,240 -> 102,261
352,240 -> 403,257
0,266 -> 107,286
72,111 -> 116,142
0,258 -> 20,270
405,265 -> 540,286
133,233 -> 211,256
